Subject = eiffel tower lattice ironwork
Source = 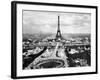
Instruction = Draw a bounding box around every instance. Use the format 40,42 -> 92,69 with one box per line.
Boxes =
55,16 -> 63,41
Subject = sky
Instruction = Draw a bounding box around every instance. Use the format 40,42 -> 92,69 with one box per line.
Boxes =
23,10 -> 91,34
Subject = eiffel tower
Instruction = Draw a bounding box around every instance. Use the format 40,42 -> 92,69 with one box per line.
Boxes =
55,16 -> 63,41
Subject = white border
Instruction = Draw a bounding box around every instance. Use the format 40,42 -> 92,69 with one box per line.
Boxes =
17,4 -> 96,77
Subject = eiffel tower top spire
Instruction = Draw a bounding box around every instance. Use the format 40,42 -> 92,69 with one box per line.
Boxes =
58,16 -> 60,31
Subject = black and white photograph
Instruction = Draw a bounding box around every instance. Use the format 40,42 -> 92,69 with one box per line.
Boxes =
11,1 -> 97,79
23,11 -> 91,69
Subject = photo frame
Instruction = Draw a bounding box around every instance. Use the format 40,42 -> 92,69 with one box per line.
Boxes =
11,1 -> 98,79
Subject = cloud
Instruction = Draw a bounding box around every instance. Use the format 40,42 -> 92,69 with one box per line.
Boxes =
23,11 -> 91,34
